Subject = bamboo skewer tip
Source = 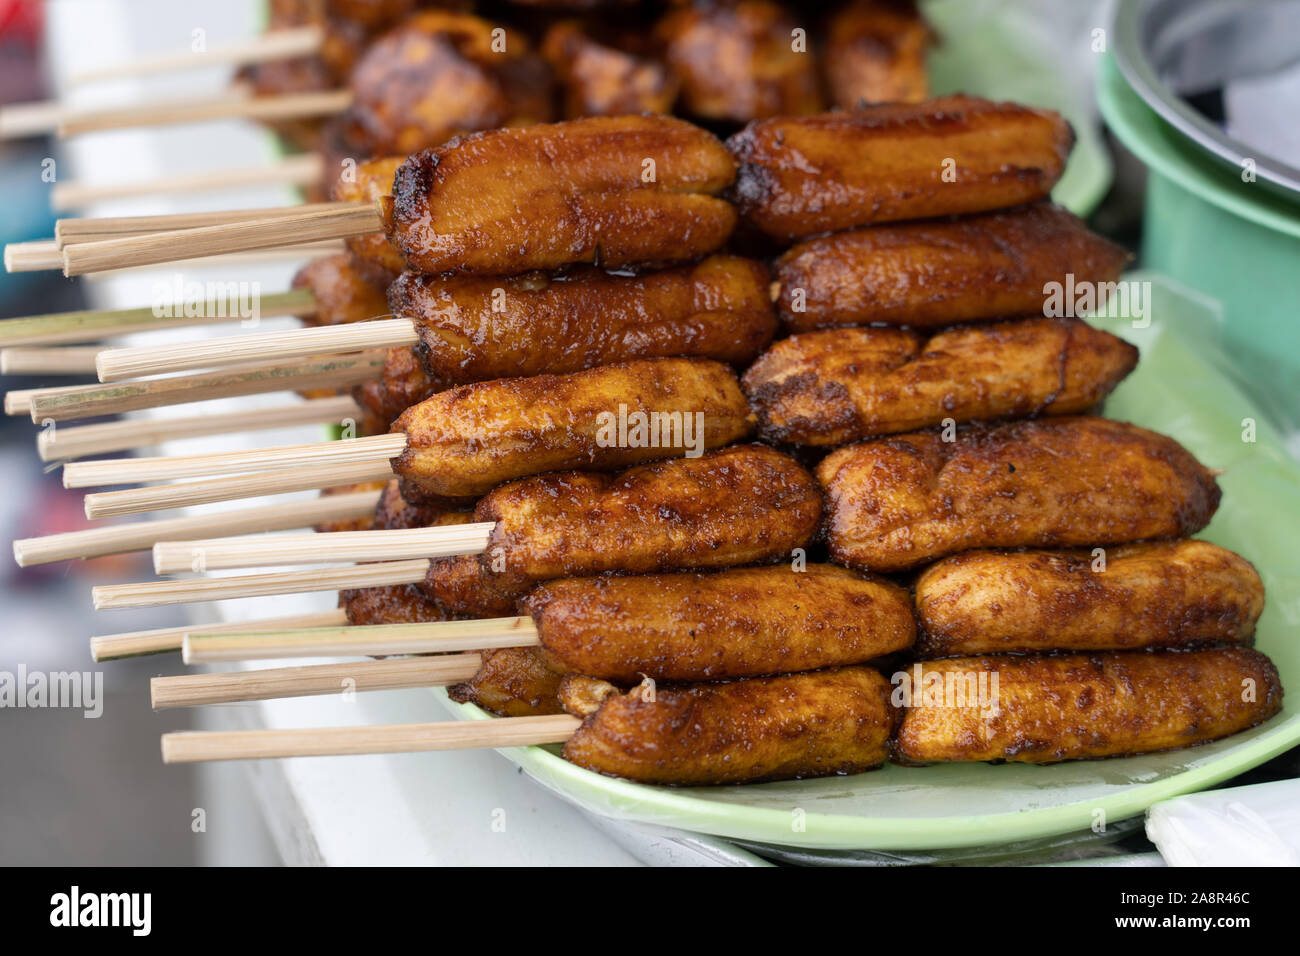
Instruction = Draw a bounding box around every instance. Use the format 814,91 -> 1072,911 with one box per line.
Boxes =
159,714 -> 583,763
90,608 -> 350,662
60,201 -> 379,277
94,318 -> 414,382
150,654 -> 486,709
151,522 -> 495,574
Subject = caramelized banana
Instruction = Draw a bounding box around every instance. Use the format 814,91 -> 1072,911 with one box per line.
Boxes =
341,481 -> 477,625
340,582 -> 449,626
420,553 -> 531,618
915,541 -> 1265,656
563,667 -> 895,785
521,564 -> 914,683
656,0 -> 824,122
477,443 -> 822,593
819,417 -> 1221,572
383,115 -> 737,274
744,319 -> 1138,446
824,0 -> 930,107
773,204 -> 1130,331
353,345 -> 443,433
332,155 -> 408,275
391,357 -> 754,497
894,648 -> 1283,763
370,478 -> 460,531
342,11 -> 552,156
542,20 -> 677,118
448,648 -> 565,717
388,256 -> 775,384
728,96 -> 1073,240
292,252 -> 394,328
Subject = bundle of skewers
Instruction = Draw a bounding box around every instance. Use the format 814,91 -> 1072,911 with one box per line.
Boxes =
0,3 -> 1283,791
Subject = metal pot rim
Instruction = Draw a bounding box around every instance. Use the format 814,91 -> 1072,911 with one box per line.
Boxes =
1111,0 -> 1300,197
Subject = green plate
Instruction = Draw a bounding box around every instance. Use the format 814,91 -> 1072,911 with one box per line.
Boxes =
436,277 -> 1300,850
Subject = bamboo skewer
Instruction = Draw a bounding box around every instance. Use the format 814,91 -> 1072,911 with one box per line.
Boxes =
56,89 -> 354,138
0,289 -> 317,347
65,432 -> 405,486
161,715 -> 582,763
12,488 -> 380,567
16,350 -> 383,421
0,100 -> 71,138
97,319 -> 410,381
151,655 -> 484,709
84,459 -> 395,519
1,347 -> 101,375
92,608 -> 349,662
78,243 -> 346,278
185,617 -> 537,663
52,202 -> 339,246
39,395 -> 360,461
8,207 -> 367,273
93,558 -> 431,609
68,25 -> 326,86
151,524 -> 496,573
4,240 -> 63,272
52,154 -> 326,210
61,203 -> 380,276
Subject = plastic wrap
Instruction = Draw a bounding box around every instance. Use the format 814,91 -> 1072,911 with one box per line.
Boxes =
1147,779 -> 1300,866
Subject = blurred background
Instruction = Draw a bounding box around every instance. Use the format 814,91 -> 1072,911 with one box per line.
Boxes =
0,0 -> 280,866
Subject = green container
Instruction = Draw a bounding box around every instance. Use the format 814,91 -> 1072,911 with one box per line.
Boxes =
1097,53 -> 1300,431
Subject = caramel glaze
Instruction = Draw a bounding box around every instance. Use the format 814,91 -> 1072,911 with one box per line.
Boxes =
772,204 -> 1131,331
656,0 -> 824,123
727,95 -> 1074,240
818,416 -> 1221,573
419,553 -> 528,618
744,318 -> 1139,446
332,155 -> 408,275
894,648 -> 1282,763
291,252 -> 394,328
341,11 -> 553,157
476,443 -> 823,594
448,648 -> 565,717
824,0 -> 931,109
915,541 -> 1265,657
339,479 -> 472,627
382,115 -> 737,275
563,666 -> 896,785
522,564 -> 914,683
339,581 -> 447,627
542,20 -> 677,118
353,345 -> 444,435
371,477 -> 458,530
388,255 -> 776,385
391,357 -> 754,498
